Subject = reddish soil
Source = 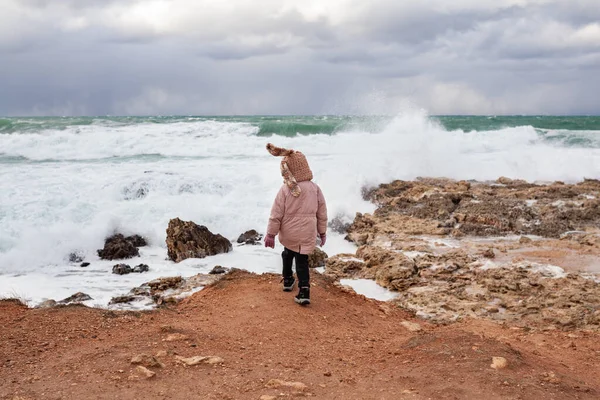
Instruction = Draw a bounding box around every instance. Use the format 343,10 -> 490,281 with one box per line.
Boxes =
1,270 -> 599,400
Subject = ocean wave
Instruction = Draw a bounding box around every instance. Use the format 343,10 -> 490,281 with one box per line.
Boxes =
0,110 -> 599,275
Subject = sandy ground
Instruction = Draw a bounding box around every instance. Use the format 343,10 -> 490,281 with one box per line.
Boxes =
1,270 -> 599,400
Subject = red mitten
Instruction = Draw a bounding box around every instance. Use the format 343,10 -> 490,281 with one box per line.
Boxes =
319,233 -> 327,247
264,234 -> 275,249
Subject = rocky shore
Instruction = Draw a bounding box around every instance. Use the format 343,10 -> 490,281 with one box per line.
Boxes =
327,177 -> 600,329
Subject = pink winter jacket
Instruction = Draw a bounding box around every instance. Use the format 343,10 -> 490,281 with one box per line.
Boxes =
267,181 -> 328,254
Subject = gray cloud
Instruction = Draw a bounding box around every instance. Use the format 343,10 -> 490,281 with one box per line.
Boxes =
0,0 -> 599,116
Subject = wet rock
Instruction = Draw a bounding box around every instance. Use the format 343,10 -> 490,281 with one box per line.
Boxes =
308,248 -> 328,268
128,235 -> 147,247
132,264 -> 149,273
482,248 -> 496,259
68,252 -> 84,263
519,236 -> 533,244
112,264 -> 132,275
209,265 -> 228,275
324,254 -> 366,279
97,234 -> 141,260
108,295 -> 137,305
80,262 -> 90,268
148,276 -> 184,293
236,230 -> 263,245
491,356 -> 508,370
166,218 -> 232,262
110,273 -> 222,308
111,263 -> 149,275
58,292 -> 92,304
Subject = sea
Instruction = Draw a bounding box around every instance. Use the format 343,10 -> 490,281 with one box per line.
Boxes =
1,111 -> 599,307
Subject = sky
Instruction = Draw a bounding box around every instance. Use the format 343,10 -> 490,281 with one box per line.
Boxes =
1,0 -> 599,116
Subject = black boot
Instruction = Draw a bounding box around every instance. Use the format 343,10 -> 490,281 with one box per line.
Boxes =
282,276 -> 295,292
295,286 -> 310,305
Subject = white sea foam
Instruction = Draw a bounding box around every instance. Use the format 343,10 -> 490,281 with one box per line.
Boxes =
1,110 -> 599,306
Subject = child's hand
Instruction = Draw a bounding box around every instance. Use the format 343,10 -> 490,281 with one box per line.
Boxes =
264,234 -> 275,249
319,234 -> 327,247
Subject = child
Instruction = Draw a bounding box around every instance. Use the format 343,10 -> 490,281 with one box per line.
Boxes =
264,143 -> 327,305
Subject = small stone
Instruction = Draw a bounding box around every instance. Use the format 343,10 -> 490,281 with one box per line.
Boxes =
135,365 -> 155,379
132,264 -> 149,273
155,350 -> 168,358
36,300 -> 57,309
112,264 -> 132,275
308,248 -> 328,268
80,262 -> 90,267
324,371 -> 332,377
108,295 -> 137,305
491,356 -> 508,369
58,292 -> 92,304
175,355 -> 224,366
482,248 -> 495,259
519,236 -> 533,244
259,396 -> 277,400
265,379 -> 307,391
209,265 -> 228,275
131,354 -> 163,368
400,321 -> 423,332
164,333 -> 188,342
236,229 -> 263,245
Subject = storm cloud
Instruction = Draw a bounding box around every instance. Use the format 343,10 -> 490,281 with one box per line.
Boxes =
1,0 -> 599,115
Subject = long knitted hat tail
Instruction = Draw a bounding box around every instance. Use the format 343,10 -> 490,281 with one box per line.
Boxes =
266,143 -> 302,197
266,143 -> 295,157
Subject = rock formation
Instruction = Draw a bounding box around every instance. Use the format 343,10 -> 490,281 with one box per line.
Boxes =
166,218 -> 232,262
308,248 -> 328,268
97,234 -> 147,260
236,230 -> 263,245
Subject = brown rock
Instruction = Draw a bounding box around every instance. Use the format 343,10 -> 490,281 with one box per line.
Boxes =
97,234 -> 144,260
131,354 -> 163,368
519,236 -> 533,244
482,248 -> 496,259
175,355 -> 224,366
166,218 -> 232,262
164,333 -> 188,342
491,356 -> 508,369
58,292 -> 92,304
308,248 -> 328,268
236,229 -> 263,245
400,321 -> 423,332
265,379 -> 308,391
324,254 -> 365,279
135,365 -> 155,379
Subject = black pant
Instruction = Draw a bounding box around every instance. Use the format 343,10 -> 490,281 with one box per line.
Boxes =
282,247 -> 310,288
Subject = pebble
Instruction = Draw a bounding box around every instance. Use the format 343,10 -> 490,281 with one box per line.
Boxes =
135,365 -> 156,379
175,355 -> 224,366
400,321 -> 423,332
265,379 -> 308,391
491,356 -> 508,369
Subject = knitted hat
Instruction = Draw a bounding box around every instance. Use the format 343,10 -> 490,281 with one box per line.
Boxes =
267,143 -> 313,197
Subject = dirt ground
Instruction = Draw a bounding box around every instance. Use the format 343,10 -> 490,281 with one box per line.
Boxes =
1,270 -> 599,400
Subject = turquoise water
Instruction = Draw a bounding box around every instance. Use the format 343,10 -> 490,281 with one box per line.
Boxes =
2,115 -> 600,138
